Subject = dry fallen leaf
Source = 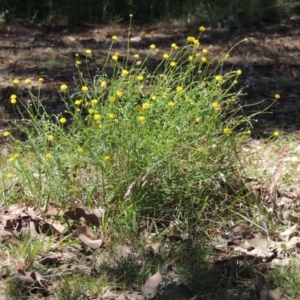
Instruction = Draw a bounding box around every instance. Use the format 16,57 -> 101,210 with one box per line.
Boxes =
116,293 -> 127,300
279,224 -> 298,240
13,275 -> 35,285
43,206 -> 64,216
149,242 -> 161,254
260,289 -> 269,300
64,207 -> 100,227
115,244 -> 132,258
267,287 -> 282,300
0,229 -> 14,237
76,225 -> 94,239
268,165 -> 284,212
29,221 -> 38,236
102,291 -> 118,299
7,236 -> 21,246
78,233 -> 102,249
30,271 -> 46,287
141,271 -> 162,295
231,223 -> 251,234
45,219 -> 65,234
284,236 -> 300,249
270,257 -> 289,268
244,237 -> 276,250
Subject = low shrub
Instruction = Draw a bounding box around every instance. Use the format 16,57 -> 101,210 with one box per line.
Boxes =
1,24 -> 254,235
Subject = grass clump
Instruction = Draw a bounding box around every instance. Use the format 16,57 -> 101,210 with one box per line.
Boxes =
1,27 -> 252,235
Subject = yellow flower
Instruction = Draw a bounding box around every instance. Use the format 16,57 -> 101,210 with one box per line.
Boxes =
136,61 -> 142,66
142,103 -> 150,110
187,36 -> 195,42
109,96 -> 116,103
92,99 -> 98,105
199,26 -> 206,32
170,61 -> 177,67
77,147 -> 84,153
202,48 -> 208,54
135,105 -> 142,111
134,54 -> 140,59
88,109 -> 94,114
3,131 -> 10,137
150,44 -> 156,49
98,124 -> 103,129
47,135 -> 54,141
60,84 -> 68,92
45,153 -> 52,159
76,60 -> 81,65
171,43 -> 178,49
163,53 -> 169,59
193,39 -> 200,45
129,14 -> 133,17
24,78 -> 31,84
112,35 -> 118,41
188,56 -> 193,61
86,49 -> 92,55
273,131 -> 280,137
201,56 -> 207,63
223,127 -> 231,135
215,75 -> 223,82
75,99 -> 82,106
104,155 -> 111,162
212,102 -> 220,109
100,81 -> 107,88
13,78 -> 19,85
6,173 -> 13,179
38,77 -> 44,83
10,95 -> 17,104
109,113 -> 116,119
237,70 -> 242,76
138,116 -> 146,123
168,101 -> 175,108
94,114 -> 101,121
85,101 -> 91,106
176,86 -> 184,93
122,69 -> 129,77
59,117 -> 67,124
8,157 -> 15,163
112,55 -> 118,61
233,80 -> 238,85
195,117 -> 201,123
137,75 -> 144,81
114,52 -> 119,56
151,95 -> 157,101
116,91 -> 123,97
81,86 -> 88,92
246,130 -> 251,135
275,94 -> 280,99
